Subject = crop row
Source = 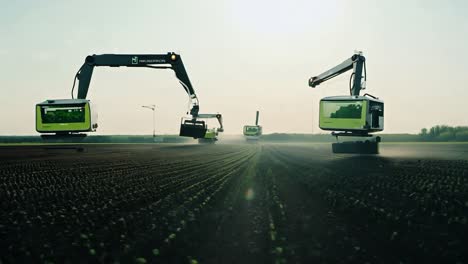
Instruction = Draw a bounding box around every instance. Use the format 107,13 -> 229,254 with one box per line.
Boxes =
269,145 -> 468,263
0,145 -> 255,263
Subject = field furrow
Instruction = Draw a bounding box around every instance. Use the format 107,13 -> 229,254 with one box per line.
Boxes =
1,143 -> 468,263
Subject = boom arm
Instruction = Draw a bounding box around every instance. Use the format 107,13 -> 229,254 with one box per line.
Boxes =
308,54 -> 366,96
197,114 -> 224,132
74,52 -> 200,116
255,111 -> 260,126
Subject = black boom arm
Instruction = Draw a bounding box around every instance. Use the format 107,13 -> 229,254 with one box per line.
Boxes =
74,52 -> 199,116
308,54 -> 366,96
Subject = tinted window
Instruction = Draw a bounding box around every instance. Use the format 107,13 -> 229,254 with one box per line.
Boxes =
41,105 -> 86,123
322,101 -> 362,119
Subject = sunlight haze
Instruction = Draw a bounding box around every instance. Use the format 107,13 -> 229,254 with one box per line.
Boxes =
1,0 -> 467,135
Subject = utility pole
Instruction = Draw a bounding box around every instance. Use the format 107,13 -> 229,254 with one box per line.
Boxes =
142,105 -> 156,139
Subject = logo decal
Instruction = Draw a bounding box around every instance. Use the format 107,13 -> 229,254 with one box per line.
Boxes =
131,56 -> 138,65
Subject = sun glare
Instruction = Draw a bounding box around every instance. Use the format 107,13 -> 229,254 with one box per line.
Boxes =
228,0 -> 339,34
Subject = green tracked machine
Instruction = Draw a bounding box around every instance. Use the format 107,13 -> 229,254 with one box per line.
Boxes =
243,111 -> 262,140
309,52 -> 384,154
36,52 -> 213,139
196,114 -> 224,143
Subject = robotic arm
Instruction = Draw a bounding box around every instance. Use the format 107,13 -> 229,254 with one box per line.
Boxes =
309,53 -> 366,96
73,52 -> 200,117
197,113 -> 224,132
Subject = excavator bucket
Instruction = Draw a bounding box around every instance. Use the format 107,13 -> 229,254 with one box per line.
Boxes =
179,119 -> 207,138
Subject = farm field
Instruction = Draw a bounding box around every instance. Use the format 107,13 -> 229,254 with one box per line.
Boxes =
1,143 -> 468,263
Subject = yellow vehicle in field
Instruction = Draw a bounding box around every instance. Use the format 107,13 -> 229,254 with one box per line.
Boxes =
36,52 -> 209,139
196,114 -> 224,143
243,111 -> 262,140
309,52 -> 384,154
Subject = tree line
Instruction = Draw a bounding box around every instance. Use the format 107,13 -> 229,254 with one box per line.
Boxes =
419,125 -> 468,141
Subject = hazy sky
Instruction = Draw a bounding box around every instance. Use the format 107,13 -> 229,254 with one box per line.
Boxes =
1,0 -> 467,135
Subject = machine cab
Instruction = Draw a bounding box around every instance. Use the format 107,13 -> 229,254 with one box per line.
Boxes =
243,125 -> 262,137
36,99 -> 98,133
319,95 -> 384,133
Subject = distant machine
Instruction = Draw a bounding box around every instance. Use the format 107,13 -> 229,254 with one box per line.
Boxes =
36,52 -> 221,140
309,52 -> 384,154
243,111 -> 262,140
196,114 -> 224,143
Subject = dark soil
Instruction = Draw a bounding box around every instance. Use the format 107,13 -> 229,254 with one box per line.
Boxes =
0,143 -> 467,263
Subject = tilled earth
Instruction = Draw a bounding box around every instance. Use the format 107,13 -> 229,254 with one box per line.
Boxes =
1,143 -> 468,263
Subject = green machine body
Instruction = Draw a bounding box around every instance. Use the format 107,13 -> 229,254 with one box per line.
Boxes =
36,99 -> 98,133
319,95 -> 383,133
